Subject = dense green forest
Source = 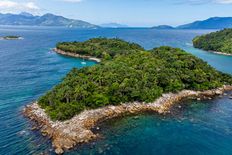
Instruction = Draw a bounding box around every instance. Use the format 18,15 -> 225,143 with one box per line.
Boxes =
56,38 -> 144,60
193,29 -> 232,54
39,38 -> 232,120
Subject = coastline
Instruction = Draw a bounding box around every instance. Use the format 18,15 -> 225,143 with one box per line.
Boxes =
194,47 -> 232,56
23,85 -> 232,154
53,48 -> 101,63
210,51 -> 232,56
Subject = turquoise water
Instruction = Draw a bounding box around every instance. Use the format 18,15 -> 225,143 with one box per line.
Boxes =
0,26 -> 232,154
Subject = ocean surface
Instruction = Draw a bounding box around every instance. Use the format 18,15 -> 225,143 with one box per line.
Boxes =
0,26 -> 232,155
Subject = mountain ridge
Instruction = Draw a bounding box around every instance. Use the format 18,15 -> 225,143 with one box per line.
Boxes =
151,17 -> 232,29
177,17 -> 232,29
0,12 -> 99,28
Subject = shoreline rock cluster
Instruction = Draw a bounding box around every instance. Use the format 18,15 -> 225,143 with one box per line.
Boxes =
200,49 -> 232,56
211,51 -> 232,56
53,48 -> 101,63
23,85 -> 232,154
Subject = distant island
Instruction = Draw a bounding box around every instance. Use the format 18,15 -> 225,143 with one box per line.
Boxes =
100,23 -> 128,28
151,25 -> 174,30
151,17 -> 232,30
193,29 -> 232,56
0,12 -> 98,28
0,36 -> 22,40
24,38 -> 232,154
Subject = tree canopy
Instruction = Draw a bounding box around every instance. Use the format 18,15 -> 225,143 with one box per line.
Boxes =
39,38 -> 232,121
193,29 -> 232,54
56,38 -> 144,60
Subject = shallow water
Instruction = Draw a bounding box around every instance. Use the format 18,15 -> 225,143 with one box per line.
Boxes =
0,26 -> 232,154
70,94 -> 232,155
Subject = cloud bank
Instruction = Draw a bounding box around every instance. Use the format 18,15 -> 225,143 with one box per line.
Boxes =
216,0 -> 232,4
0,0 -> 40,14
173,0 -> 232,5
60,0 -> 83,2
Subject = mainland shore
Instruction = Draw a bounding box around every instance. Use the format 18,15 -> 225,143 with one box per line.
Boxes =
23,85 -> 232,154
53,48 -> 101,63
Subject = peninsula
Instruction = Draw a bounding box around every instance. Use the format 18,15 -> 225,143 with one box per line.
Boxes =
193,29 -> 232,56
24,38 -> 232,154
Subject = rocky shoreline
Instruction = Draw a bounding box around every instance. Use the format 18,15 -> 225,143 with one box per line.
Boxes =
211,51 -> 232,56
198,49 -> 232,56
53,48 -> 101,63
23,85 -> 232,154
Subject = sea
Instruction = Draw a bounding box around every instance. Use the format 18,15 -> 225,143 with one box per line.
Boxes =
0,26 -> 232,155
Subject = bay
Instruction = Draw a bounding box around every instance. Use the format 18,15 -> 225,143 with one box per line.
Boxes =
0,26 -> 231,154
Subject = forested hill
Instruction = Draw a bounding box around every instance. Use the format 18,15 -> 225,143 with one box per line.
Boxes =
177,17 -> 232,29
193,29 -> 232,54
56,38 -> 144,59
39,38 -> 232,121
0,12 -> 98,28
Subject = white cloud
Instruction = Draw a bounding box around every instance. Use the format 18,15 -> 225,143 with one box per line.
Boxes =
216,0 -> 232,4
0,1 -> 17,8
0,0 -> 40,14
25,2 -> 40,10
174,0 -> 232,5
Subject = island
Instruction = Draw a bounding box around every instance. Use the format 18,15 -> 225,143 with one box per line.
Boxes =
193,29 -> 232,56
24,38 -> 232,154
151,25 -> 175,30
1,36 -> 22,40
100,23 -> 128,28
54,38 -> 144,62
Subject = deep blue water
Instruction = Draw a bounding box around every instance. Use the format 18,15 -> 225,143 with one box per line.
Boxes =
0,26 -> 232,155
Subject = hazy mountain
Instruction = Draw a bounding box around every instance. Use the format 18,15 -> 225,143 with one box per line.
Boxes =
177,17 -> 232,29
0,12 -> 99,28
151,25 -> 175,29
100,23 -> 128,28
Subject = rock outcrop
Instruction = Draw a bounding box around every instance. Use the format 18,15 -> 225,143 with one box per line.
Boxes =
23,85 -> 232,154
54,48 -> 101,63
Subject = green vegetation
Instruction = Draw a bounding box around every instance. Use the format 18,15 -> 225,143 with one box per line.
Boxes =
3,36 -> 21,39
39,38 -> 232,121
193,29 -> 232,54
56,38 -> 144,60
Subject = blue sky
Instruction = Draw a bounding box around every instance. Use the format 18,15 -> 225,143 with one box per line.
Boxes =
1,0 -> 232,26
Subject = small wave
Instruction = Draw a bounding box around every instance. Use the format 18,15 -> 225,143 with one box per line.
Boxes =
18,130 -> 30,136
185,42 -> 193,46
